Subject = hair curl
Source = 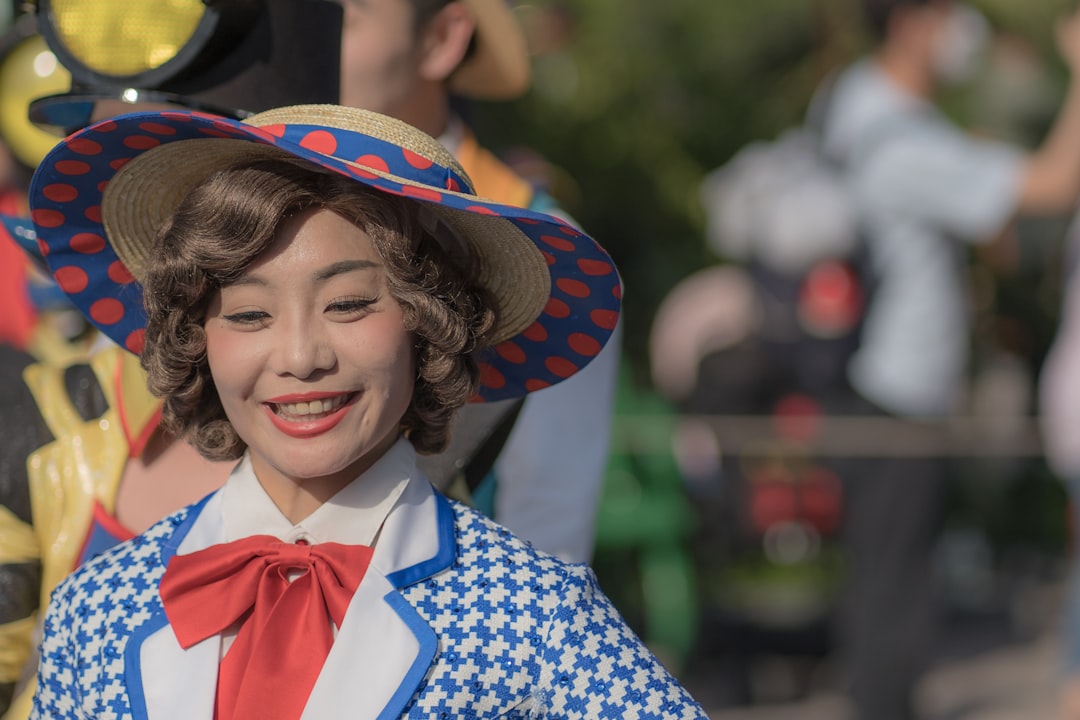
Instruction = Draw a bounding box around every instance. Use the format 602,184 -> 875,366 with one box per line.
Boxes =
140,156 -> 496,461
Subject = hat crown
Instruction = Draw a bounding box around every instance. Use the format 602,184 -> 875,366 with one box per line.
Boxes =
246,105 -> 474,195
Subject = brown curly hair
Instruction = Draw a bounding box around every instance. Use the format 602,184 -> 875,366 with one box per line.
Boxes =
140,156 -> 496,461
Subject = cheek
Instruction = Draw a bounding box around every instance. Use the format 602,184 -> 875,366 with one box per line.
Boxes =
204,325 -> 254,398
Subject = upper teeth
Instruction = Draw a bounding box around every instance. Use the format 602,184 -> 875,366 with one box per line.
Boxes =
276,396 -> 348,416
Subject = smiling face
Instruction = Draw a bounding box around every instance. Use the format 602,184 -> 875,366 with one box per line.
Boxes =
203,207 -> 416,502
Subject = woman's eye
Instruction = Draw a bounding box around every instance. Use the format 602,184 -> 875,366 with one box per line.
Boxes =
326,296 -> 376,315
222,310 -> 270,326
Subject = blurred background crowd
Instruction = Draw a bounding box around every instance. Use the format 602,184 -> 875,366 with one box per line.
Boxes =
4,0 -> 1080,718
470,0 -> 1080,717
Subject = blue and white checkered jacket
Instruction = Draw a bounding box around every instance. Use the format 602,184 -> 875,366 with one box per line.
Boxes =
30,473 -> 706,719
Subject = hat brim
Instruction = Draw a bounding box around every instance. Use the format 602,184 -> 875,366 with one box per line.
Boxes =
29,105 -> 621,402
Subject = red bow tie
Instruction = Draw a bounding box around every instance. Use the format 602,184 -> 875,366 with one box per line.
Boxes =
159,535 -> 373,720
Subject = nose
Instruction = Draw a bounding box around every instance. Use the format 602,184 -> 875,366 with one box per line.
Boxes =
269,316 -> 336,378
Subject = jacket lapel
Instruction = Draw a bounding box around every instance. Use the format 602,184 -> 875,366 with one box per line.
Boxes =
126,492 -> 224,720
303,475 -> 454,719
126,468 -> 456,720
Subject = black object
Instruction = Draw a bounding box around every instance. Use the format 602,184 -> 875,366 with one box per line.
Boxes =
30,0 -> 342,134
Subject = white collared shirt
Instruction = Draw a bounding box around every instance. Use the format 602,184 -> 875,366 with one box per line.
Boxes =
220,437 -> 414,546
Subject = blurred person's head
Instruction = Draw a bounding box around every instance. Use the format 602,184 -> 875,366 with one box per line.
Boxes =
338,0 -> 529,137
862,0 -> 990,92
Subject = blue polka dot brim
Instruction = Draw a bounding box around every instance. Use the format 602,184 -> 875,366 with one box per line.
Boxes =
28,105 -> 621,402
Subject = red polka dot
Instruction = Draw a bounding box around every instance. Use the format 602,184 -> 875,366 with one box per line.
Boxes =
160,112 -> 193,122
299,130 -> 337,154
559,223 -> 583,237
138,122 -> 178,135
544,298 -> 570,318
556,278 -> 590,298
67,138 -> 102,155
495,341 -> 526,364
446,178 -> 461,191
31,208 -> 64,228
541,251 -> 556,266
123,135 -> 161,150
260,124 -> 287,138
198,129 -> 233,138
109,158 -> 131,171
108,261 -> 135,284
478,362 -> 506,389
85,206 -> 102,223
191,111 -> 221,122
247,127 -> 277,143
523,322 -> 548,342
403,149 -> 433,169
578,258 -> 613,276
98,180 -> 109,192
541,235 -> 575,252
612,283 -> 622,300
54,265 -> 88,293
525,379 -> 551,392
355,154 -> 390,173
211,120 -> 244,134
590,309 -> 619,330
55,160 -> 90,175
568,333 -> 602,357
71,233 -> 106,254
92,120 -> 118,132
90,298 -> 125,325
517,218 -> 540,225
465,205 -> 498,216
125,329 -> 146,354
545,356 -> 578,378
36,239 -> 49,257
43,183 -> 78,202
401,185 -> 442,203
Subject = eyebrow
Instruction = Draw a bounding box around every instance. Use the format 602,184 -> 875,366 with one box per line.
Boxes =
230,259 -> 382,287
313,259 -> 381,282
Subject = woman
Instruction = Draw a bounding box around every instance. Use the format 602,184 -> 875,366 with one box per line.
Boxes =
26,104 -> 705,718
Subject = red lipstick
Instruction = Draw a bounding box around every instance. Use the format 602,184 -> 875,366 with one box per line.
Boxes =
263,392 -> 358,438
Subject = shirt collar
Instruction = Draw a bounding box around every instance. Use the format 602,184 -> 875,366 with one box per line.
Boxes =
220,437 -> 415,547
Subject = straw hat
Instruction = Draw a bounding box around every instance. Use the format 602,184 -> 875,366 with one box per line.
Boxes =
451,0 -> 531,100
28,104 -> 620,401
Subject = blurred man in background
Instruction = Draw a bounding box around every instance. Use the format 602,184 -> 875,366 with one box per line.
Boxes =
816,1 -> 1080,718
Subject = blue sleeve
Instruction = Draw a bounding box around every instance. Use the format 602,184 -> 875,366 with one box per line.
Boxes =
537,565 -> 707,719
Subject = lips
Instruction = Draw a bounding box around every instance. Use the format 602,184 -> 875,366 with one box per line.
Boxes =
264,392 -> 358,438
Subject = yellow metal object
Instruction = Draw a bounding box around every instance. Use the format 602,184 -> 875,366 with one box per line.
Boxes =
0,616 -> 35,685
0,507 -> 36,564
48,0 -> 205,77
5,347 -> 149,719
0,34 -> 70,168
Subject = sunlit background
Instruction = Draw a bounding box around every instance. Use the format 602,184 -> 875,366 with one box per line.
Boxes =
471,0 -> 1080,716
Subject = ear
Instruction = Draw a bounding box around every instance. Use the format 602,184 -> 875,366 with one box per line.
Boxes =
416,1 -> 475,84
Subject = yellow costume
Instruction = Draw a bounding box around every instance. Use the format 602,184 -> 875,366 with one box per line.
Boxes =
0,346 -> 157,719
